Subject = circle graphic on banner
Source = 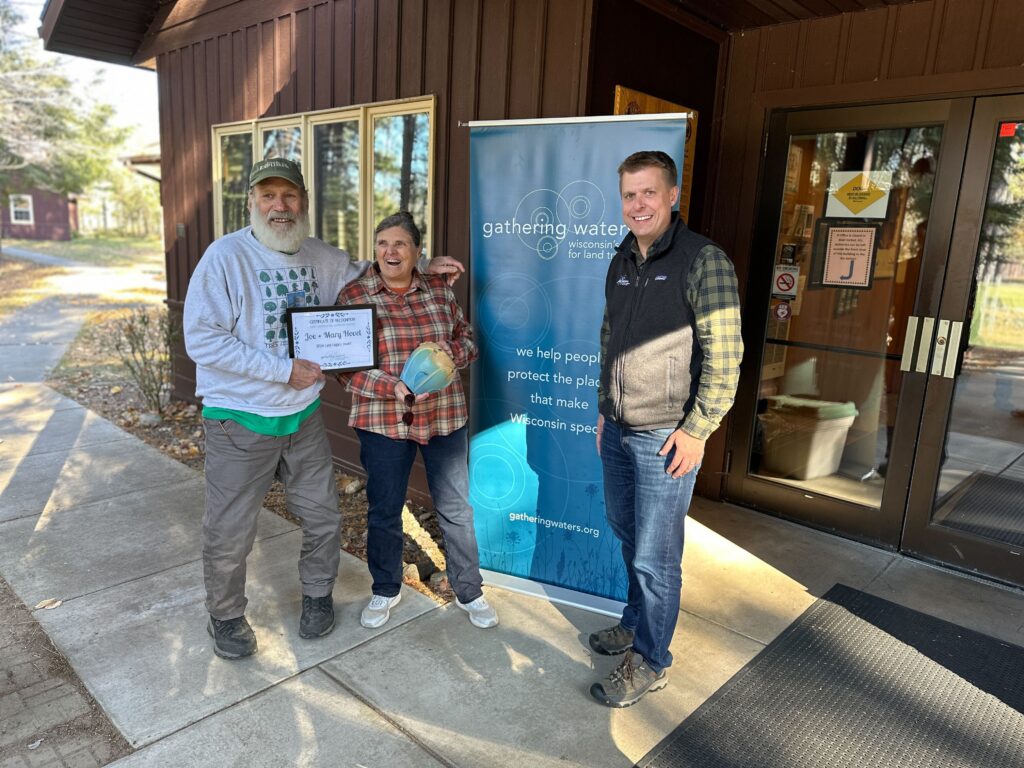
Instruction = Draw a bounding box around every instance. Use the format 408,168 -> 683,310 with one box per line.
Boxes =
537,235 -> 559,259
477,273 -> 551,352
515,189 -> 571,259
558,179 -> 605,224
510,181 -> 607,259
774,301 -> 792,320
468,419 -> 538,558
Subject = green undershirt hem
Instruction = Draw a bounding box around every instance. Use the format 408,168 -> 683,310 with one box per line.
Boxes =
203,398 -> 321,436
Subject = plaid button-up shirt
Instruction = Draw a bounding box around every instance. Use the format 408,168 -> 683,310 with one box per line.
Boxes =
336,266 -> 477,444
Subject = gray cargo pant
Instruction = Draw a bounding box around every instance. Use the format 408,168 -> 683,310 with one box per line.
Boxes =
202,408 -> 340,620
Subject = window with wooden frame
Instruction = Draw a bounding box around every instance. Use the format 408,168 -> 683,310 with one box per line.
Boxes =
212,96 -> 435,261
9,194 -> 34,225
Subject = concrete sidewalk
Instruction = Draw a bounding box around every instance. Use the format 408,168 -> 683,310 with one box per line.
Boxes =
2,251 -> 1023,767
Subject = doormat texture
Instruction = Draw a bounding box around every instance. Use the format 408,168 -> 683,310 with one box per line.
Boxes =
636,584 -> 1024,768
941,472 -> 1024,547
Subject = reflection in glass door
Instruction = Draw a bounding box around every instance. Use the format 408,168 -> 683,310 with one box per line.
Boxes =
750,126 -> 941,509
925,120 -> 1024,552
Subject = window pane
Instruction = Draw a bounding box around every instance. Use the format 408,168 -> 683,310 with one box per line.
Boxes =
262,127 -> 302,164
749,126 -> 942,507
12,196 -> 31,222
930,121 -> 1024,546
12,196 -> 30,221
373,112 -> 430,252
220,133 -> 253,235
313,120 -> 360,258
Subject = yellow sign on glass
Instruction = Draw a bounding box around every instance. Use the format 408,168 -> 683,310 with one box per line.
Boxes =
825,171 -> 892,219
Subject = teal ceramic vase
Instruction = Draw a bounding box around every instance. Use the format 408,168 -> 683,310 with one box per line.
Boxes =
400,342 -> 456,395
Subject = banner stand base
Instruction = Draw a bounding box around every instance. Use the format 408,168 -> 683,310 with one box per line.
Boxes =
482,569 -> 626,618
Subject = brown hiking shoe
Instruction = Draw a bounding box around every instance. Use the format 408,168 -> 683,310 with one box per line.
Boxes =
588,623 -> 634,655
590,650 -> 667,707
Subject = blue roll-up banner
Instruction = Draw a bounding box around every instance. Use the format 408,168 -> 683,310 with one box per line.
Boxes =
468,115 -> 688,615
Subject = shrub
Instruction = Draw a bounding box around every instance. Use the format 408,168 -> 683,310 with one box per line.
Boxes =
110,306 -> 179,417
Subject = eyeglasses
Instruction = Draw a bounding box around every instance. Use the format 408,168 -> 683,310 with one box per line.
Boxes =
401,393 -> 415,426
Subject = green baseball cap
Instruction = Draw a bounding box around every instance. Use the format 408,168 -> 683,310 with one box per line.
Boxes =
249,157 -> 305,189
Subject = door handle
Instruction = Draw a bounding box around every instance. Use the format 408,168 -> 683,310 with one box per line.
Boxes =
942,321 -> 964,378
900,315 -> 919,372
915,316 -> 935,373
931,319 -> 951,375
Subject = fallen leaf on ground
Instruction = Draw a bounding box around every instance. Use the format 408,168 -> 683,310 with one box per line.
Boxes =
34,598 -> 63,610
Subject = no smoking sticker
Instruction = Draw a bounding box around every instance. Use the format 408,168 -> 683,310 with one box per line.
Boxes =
772,265 -> 800,299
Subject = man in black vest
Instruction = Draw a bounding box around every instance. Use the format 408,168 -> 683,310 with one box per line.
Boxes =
590,150 -> 742,707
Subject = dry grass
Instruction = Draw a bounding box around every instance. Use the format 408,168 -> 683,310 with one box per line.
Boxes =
4,234 -> 164,268
0,258 -> 66,318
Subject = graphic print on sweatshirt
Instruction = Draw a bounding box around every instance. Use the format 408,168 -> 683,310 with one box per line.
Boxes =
257,265 -> 321,349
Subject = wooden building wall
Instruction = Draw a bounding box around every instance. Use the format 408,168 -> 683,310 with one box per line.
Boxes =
154,0 -> 594,483
1,187 -> 73,241
707,0 -> 1024,496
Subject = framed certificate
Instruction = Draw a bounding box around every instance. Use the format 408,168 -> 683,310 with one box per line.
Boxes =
285,305 -> 377,373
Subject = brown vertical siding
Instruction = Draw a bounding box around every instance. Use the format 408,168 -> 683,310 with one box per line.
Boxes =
797,15 -> 842,87
375,0 -> 400,100
313,4 -> 334,109
157,0 -> 593,486
984,0 -> 1024,70
888,2 -> 933,79
507,0 -> 546,118
841,10 -> 888,83
933,0 -> 983,75
478,0 -> 512,120
334,1 -> 354,105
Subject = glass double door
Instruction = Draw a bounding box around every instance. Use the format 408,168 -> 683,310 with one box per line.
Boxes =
725,97 -> 1024,588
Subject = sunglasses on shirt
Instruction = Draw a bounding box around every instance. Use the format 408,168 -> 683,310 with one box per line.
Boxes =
401,393 -> 416,426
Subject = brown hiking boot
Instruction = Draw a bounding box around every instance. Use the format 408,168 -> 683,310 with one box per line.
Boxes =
590,650 -> 667,707
588,623 -> 634,655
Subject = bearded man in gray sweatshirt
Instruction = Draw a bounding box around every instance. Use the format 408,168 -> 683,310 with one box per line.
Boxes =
184,158 -> 462,659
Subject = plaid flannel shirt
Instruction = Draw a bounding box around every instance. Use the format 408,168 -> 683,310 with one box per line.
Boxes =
682,246 -> 743,440
337,267 -> 477,444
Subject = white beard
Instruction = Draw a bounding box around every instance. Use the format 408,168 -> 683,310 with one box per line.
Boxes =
250,208 -> 311,254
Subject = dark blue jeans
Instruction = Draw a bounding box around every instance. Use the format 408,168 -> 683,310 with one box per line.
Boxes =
600,419 -> 699,672
356,426 -> 483,604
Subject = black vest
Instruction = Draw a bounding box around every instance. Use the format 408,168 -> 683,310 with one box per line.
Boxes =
600,217 -> 717,430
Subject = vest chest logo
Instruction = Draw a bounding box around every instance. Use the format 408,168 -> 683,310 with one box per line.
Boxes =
654,274 -> 668,281
616,275 -> 631,286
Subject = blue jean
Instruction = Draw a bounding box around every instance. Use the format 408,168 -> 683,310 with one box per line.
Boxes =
600,419 -> 699,672
356,426 -> 483,604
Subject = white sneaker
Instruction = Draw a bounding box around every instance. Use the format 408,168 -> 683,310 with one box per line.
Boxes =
456,595 -> 499,628
360,593 -> 402,628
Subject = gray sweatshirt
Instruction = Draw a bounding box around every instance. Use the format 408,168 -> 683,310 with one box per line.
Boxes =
183,227 -> 367,417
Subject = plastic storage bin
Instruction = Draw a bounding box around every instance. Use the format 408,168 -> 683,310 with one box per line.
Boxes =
758,395 -> 858,480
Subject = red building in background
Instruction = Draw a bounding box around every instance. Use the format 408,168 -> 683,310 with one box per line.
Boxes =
2,181 -> 78,241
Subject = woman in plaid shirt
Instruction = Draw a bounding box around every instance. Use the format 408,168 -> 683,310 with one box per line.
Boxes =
336,212 -> 498,631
